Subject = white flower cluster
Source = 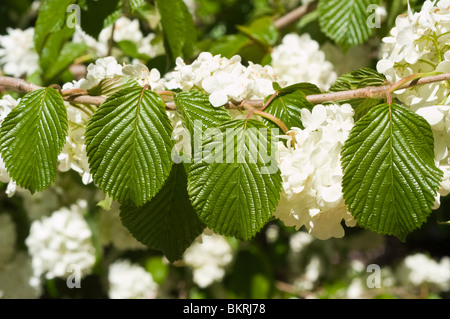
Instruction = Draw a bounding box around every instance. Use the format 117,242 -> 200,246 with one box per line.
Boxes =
108,259 -> 159,299
25,200 -> 96,283
164,52 -> 281,107
377,0 -> 450,197
64,56 -> 165,91
0,27 -> 39,77
275,103 -> 357,240
271,33 -> 337,91
183,232 -> 233,288
58,104 -> 93,185
63,56 -> 124,91
121,62 -> 165,91
398,253 -> 450,292
73,17 -> 164,60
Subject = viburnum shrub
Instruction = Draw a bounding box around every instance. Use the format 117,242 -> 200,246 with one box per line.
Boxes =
1,0 -> 450,264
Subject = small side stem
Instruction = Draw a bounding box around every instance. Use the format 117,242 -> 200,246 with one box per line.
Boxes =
253,109 -> 289,134
107,22 -> 116,57
389,71 -> 442,94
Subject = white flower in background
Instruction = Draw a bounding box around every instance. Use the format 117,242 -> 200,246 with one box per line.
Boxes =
0,214 -> 16,265
275,103 -> 357,239
108,259 -> 158,299
346,277 -> 365,299
397,253 -> 450,292
183,232 -> 233,288
271,33 -> 337,91
183,0 -> 197,16
377,0 -> 450,197
289,231 -> 314,254
99,201 -> 146,251
163,52 -> 281,107
0,252 -> 41,299
25,200 -> 96,282
265,224 -> 280,244
73,17 -> 164,59
0,27 -> 39,77
294,255 -> 323,291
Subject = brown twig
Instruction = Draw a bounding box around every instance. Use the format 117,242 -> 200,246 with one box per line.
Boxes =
2,72 -> 450,109
273,2 -> 316,30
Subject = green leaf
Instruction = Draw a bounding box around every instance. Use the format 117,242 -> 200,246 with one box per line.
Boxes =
174,90 -> 232,136
237,16 -> 278,47
297,10 -> 319,30
0,88 -> 68,192
263,85 -> 317,130
187,119 -> 281,240
341,103 -> 443,241
330,67 -> 386,92
125,0 -> 146,12
277,82 -> 322,95
116,40 -> 151,62
38,25 -> 74,82
228,249 -> 275,298
86,76 -> 137,96
209,34 -> 252,59
318,0 -> 381,48
156,0 -> 196,61
120,164 -> 205,262
34,0 -> 76,53
85,84 -> 174,206
45,42 -> 89,80
80,0 -> 121,39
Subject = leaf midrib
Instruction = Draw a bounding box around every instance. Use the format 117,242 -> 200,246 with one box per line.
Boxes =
126,87 -> 146,201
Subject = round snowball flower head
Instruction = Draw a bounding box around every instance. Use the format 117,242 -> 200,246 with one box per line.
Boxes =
274,103 -> 357,239
0,27 -> 39,77
271,33 -> 337,91
376,0 -> 450,197
397,253 -> 450,292
108,259 -> 159,299
25,200 -> 96,282
183,232 -> 234,288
